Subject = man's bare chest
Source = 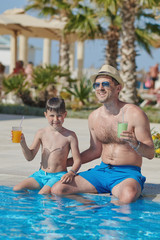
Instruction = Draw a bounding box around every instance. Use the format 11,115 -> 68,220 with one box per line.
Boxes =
94,120 -> 120,144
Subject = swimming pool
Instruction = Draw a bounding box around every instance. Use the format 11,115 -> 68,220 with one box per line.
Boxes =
0,186 -> 160,240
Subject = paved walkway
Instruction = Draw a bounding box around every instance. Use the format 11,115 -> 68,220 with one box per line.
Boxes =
0,114 -> 160,202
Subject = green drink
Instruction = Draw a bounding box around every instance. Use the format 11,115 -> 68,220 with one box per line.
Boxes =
117,122 -> 128,138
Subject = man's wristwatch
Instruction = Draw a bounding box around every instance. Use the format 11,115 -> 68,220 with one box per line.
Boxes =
132,141 -> 141,151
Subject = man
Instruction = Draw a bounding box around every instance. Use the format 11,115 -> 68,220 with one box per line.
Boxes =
51,65 -> 155,204
150,63 -> 159,89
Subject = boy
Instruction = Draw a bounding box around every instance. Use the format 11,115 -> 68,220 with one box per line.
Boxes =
13,97 -> 81,194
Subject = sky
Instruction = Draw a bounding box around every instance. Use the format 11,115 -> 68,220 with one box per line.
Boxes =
0,0 -> 160,72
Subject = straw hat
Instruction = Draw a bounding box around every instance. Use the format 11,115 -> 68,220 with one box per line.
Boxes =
90,65 -> 124,87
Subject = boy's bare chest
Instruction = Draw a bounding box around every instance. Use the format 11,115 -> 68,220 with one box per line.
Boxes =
41,132 -> 69,152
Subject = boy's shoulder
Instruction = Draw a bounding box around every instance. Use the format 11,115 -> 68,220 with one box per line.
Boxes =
62,127 -> 77,137
36,127 -> 46,136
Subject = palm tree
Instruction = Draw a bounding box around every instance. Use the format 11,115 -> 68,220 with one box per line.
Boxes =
91,0 -> 121,68
135,6 -> 160,56
92,0 -> 160,103
25,0 -> 78,88
64,2 -> 104,81
91,0 -> 160,103
105,19 -> 121,68
25,0 -> 160,102
119,0 -> 137,103
64,3 -> 104,40
25,0 -> 105,89
120,0 -> 160,103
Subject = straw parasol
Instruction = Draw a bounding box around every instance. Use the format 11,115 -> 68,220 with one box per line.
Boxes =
0,9 -> 76,71
0,8 -> 105,75
0,8 -> 66,40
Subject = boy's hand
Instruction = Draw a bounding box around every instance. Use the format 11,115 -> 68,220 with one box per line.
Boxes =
60,171 -> 75,184
20,133 -> 25,143
11,131 -> 24,143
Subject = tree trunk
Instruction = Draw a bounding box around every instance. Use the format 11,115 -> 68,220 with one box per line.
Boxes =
59,35 -> 70,86
120,0 -> 138,104
105,25 -> 119,68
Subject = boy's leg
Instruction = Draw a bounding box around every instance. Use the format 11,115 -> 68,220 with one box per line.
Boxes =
13,177 -> 41,191
38,185 -> 51,195
38,171 -> 67,195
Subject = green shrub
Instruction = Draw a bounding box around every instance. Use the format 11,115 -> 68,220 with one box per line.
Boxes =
2,65 -> 69,108
64,77 -> 92,106
0,104 -> 44,116
3,74 -> 26,97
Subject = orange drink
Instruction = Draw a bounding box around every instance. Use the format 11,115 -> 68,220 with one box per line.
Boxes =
12,127 -> 22,143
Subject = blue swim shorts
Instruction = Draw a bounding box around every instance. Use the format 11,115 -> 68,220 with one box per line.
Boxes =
78,162 -> 146,194
29,169 -> 67,188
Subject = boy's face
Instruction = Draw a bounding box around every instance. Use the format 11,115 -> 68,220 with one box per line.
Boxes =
44,110 -> 67,130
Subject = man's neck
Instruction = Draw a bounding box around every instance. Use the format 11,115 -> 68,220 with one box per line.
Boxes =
103,99 -> 122,116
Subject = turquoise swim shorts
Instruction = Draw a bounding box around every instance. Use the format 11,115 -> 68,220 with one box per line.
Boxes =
29,169 -> 67,188
78,161 -> 146,194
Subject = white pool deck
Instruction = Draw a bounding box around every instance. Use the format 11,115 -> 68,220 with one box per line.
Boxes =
0,113 -> 160,202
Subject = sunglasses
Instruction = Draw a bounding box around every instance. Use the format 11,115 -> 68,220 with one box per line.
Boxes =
93,81 -> 110,89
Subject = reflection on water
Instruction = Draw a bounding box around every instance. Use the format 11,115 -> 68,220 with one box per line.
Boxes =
0,186 -> 160,239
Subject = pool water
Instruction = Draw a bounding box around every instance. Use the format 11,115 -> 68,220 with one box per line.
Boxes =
0,186 -> 160,240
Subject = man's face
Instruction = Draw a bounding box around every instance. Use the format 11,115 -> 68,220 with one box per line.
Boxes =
93,76 -> 116,103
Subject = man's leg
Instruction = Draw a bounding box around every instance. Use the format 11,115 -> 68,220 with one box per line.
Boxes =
51,175 -> 97,196
111,178 -> 141,204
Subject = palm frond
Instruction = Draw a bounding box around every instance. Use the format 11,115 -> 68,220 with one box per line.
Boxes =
64,77 -> 92,105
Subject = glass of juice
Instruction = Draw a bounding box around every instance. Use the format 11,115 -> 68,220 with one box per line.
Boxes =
12,127 -> 22,143
117,122 -> 128,138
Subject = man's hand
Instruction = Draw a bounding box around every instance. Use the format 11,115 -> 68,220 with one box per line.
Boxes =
120,129 -> 139,149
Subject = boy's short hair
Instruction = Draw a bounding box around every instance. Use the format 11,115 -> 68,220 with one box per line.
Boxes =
46,97 -> 66,113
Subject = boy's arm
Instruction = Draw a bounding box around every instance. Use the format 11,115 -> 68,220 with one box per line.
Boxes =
20,130 -> 41,161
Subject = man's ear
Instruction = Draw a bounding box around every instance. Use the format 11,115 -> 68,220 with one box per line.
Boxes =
117,85 -> 122,93
64,111 -> 67,118
44,112 -> 47,118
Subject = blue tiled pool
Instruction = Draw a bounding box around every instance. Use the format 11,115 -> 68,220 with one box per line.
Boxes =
0,186 -> 160,239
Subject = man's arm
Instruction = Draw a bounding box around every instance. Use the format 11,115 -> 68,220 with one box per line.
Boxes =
67,113 -> 102,166
69,132 -> 81,173
20,130 -> 41,161
121,106 -> 155,159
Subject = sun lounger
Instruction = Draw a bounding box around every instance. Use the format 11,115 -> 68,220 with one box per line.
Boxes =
140,93 -> 157,107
